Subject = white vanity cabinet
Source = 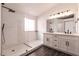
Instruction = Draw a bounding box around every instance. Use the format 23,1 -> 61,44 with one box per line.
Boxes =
43,34 -> 53,48
43,33 -> 59,49
58,35 -> 79,55
75,37 -> 79,55
43,33 -> 79,55
52,35 -> 59,49
58,35 -> 68,52
68,36 -> 79,55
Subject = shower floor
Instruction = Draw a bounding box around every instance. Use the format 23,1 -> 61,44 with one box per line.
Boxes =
2,40 -> 43,56
27,45 -> 71,56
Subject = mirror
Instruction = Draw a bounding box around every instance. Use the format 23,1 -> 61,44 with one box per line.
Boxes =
47,19 -> 64,33
47,14 -> 76,33
64,18 -> 76,34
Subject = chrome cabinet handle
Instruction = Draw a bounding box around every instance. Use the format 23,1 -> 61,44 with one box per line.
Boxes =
67,41 -> 69,46
55,45 -> 57,47
66,41 -> 69,46
54,35 -> 57,37
66,41 -> 67,46
46,38 -> 49,41
54,40 -> 57,41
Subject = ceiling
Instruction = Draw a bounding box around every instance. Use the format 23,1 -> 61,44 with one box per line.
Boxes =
4,3 -> 57,17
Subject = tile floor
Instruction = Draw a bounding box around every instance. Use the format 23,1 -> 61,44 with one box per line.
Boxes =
27,45 -> 71,56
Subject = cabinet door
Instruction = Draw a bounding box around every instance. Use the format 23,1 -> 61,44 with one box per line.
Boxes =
75,37 -> 79,55
52,35 -> 59,49
67,36 -> 79,55
44,34 -> 53,47
58,35 -> 67,51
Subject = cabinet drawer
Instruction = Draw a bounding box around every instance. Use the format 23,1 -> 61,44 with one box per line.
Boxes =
53,39 -> 58,42
52,40 -> 59,49
67,36 -> 79,40
57,35 -> 67,39
44,34 -> 53,38
52,40 -> 58,44
53,43 -> 58,49
44,35 -> 53,47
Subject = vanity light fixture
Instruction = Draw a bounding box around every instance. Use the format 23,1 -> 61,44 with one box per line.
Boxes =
49,10 -> 73,19
49,14 -> 52,16
57,13 -> 60,14
67,10 -> 69,12
52,13 -> 56,16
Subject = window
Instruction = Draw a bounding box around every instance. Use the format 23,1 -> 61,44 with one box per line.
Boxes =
24,17 -> 35,31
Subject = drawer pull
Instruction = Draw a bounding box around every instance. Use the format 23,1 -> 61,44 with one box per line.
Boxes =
66,41 -> 69,46
55,35 -> 57,37
55,45 -> 57,47
46,38 -> 49,41
67,41 -> 69,46
54,40 -> 57,41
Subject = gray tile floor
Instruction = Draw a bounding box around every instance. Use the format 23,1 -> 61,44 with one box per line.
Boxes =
27,45 -> 71,56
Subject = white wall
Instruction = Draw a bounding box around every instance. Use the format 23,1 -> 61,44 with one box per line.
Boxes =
37,4 -> 78,40
37,14 -> 49,40
17,13 -> 37,44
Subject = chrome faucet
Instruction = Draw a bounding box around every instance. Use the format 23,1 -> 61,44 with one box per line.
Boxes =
65,29 -> 72,34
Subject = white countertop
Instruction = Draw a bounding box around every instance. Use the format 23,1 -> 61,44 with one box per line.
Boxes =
44,32 -> 79,37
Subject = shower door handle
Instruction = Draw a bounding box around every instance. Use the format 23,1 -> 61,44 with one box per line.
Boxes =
2,24 -> 5,31
2,24 -> 5,44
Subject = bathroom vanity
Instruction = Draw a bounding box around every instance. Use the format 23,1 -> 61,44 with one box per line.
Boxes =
43,12 -> 79,55
43,32 -> 79,55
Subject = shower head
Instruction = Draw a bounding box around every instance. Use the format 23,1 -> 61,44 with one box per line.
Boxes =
8,9 -> 15,13
1,3 -> 15,13
1,3 -> 5,5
